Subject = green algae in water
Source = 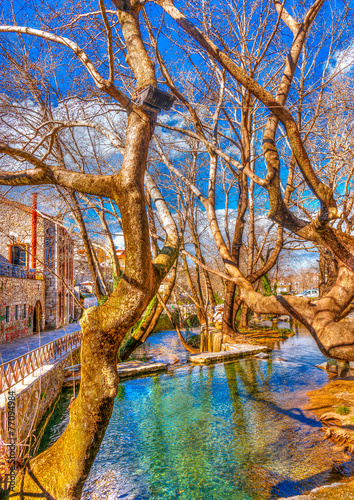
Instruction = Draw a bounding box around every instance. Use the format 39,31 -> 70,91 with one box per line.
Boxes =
40,328 -> 354,499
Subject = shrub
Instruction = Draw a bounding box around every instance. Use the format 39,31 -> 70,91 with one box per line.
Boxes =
154,311 -> 179,332
182,314 -> 200,328
277,327 -> 294,338
336,406 -> 350,415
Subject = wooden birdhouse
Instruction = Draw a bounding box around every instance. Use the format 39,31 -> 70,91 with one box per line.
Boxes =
134,86 -> 176,113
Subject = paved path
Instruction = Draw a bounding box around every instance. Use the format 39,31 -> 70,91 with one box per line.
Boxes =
0,323 -> 81,364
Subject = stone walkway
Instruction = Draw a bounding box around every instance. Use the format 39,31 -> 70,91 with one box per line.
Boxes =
0,323 -> 81,364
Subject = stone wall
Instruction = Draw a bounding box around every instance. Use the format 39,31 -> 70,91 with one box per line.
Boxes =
0,199 -> 46,272
43,221 -> 57,329
0,197 -> 75,339
54,225 -> 75,328
0,277 -> 45,343
0,347 -> 80,444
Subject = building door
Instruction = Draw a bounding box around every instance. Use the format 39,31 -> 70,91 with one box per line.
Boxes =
33,301 -> 42,333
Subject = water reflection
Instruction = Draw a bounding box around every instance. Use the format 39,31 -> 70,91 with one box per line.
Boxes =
40,326 -> 354,499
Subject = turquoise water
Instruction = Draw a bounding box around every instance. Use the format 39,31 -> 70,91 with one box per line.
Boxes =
40,326 -> 354,499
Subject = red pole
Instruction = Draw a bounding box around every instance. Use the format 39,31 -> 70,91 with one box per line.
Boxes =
32,193 -> 37,273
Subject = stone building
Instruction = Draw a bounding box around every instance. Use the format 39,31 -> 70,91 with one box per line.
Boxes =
0,195 -> 74,344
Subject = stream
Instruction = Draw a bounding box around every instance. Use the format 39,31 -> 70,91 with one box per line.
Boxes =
39,324 -> 354,499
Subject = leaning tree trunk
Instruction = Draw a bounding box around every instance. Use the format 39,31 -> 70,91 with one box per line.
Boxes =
13,110 -> 178,499
222,281 -> 237,336
119,263 -> 178,361
156,293 -> 199,354
222,172 -> 248,337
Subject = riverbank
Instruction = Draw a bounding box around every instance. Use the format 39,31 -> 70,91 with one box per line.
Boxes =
35,324 -> 354,499
276,355 -> 354,499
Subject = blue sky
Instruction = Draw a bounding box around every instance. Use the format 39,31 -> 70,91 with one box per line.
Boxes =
0,0 -> 353,269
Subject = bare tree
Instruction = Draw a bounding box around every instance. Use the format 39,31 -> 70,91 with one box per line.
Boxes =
0,2 -> 179,497
147,2 -> 288,337
156,0 -> 354,361
0,0 -> 353,496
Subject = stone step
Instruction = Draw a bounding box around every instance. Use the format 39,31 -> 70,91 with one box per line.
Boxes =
190,344 -> 270,365
62,362 -> 170,386
118,361 -> 168,379
63,373 -> 81,387
63,364 -> 81,372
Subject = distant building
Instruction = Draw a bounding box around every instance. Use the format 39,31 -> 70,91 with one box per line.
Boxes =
74,245 -> 120,286
285,272 -> 318,294
116,249 -> 125,270
277,283 -> 292,294
0,195 -> 74,344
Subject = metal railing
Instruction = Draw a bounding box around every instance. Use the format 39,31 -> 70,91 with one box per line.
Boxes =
0,330 -> 82,394
0,261 -> 43,280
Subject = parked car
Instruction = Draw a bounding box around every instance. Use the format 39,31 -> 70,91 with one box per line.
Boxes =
296,289 -> 319,298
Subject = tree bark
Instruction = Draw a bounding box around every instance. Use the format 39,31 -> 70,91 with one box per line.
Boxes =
239,302 -> 250,329
222,280 -> 237,335
319,246 -> 339,297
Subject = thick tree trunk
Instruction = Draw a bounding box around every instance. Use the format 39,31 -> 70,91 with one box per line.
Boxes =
118,297 -> 158,361
239,302 -> 249,329
237,263 -> 354,360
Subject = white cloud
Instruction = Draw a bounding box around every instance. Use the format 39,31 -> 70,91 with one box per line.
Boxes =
114,233 -> 125,249
331,43 -> 354,75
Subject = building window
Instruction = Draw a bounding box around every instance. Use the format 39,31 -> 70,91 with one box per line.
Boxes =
15,305 -> 18,320
11,245 -> 27,267
5,306 -> 10,323
45,237 -> 54,268
23,304 -> 27,319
